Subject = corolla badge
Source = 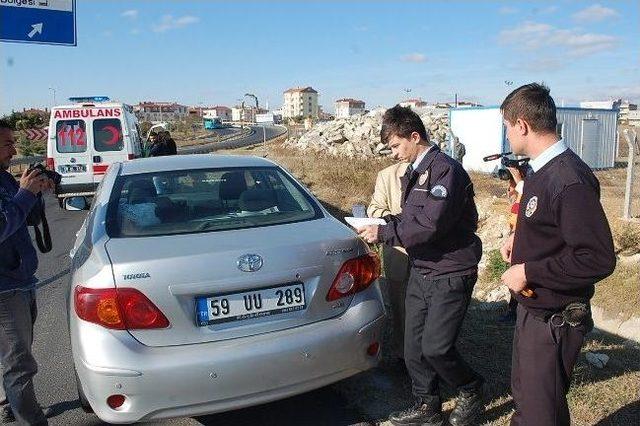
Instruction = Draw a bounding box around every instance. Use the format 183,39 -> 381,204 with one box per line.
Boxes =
237,254 -> 263,272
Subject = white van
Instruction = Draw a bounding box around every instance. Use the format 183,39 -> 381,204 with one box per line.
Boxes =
47,97 -> 143,203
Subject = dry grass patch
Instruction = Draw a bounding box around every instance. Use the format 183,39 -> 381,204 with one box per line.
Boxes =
592,261 -> 640,319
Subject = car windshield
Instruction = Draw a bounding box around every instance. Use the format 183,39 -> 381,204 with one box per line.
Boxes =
106,166 -> 322,237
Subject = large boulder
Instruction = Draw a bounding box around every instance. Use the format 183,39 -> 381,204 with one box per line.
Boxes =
284,107 -> 450,158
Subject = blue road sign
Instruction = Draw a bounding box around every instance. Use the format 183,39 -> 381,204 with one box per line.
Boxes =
0,0 -> 76,46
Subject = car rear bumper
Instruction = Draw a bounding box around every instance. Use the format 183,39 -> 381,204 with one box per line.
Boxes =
72,283 -> 385,424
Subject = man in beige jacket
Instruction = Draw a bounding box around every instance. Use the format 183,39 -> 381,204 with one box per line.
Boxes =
367,161 -> 411,361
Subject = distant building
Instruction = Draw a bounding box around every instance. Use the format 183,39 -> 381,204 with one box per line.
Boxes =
283,86 -> 319,119
581,99 -> 637,121
135,102 -> 188,122
232,106 -> 256,122
335,98 -> 365,118
203,106 -> 232,121
399,98 -> 428,109
580,100 -> 622,110
628,109 -> 640,125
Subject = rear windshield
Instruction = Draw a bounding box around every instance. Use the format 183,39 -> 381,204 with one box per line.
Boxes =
94,118 -> 124,152
56,120 -> 87,153
107,167 -> 323,237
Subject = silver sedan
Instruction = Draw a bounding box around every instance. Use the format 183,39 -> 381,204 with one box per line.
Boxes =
67,154 -> 385,424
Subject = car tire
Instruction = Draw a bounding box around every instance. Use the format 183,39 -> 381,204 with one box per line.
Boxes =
75,370 -> 93,413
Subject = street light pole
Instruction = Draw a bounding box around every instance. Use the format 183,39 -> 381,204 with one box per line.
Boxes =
48,87 -> 56,105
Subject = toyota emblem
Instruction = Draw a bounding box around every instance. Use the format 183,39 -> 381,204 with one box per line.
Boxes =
237,254 -> 263,272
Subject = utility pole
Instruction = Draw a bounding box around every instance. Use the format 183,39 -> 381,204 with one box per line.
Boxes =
623,129 -> 638,220
48,87 -> 56,105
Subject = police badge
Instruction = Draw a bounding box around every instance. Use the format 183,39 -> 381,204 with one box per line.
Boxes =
525,196 -> 538,217
418,173 -> 428,186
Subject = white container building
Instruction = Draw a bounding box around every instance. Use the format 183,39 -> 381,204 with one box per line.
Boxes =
449,106 -> 618,172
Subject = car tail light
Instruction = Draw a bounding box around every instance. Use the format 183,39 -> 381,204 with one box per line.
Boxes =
46,157 -> 55,170
107,394 -> 126,409
326,253 -> 381,301
74,286 -> 169,329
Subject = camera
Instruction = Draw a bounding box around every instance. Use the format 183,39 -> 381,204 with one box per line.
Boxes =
482,152 -> 530,181
27,163 -> 62,186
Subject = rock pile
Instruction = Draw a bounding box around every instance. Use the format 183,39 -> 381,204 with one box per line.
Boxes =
284,108 -> 450,158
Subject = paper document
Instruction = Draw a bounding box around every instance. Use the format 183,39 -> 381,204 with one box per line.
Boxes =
344,216 -> 386,229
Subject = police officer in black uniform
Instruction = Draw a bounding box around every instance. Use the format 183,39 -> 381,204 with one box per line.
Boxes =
358,105 -> 483,426
499,83 -> 616,425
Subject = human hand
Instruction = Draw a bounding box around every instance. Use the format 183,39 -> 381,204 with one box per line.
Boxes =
501,263 -> 527,293
507,166 -> 523,184
357,225 -> 380,244
501,233 -> 514,263
20,168 -> 52,195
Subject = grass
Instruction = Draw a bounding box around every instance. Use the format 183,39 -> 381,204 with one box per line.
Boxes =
219,139 -> 640,425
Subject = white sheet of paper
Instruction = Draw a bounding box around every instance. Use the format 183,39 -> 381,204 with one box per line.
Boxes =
344,216 -> 386,229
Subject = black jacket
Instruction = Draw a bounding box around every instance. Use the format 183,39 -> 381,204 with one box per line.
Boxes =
380,146 -> 482,278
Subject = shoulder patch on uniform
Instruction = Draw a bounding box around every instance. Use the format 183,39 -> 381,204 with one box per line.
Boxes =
525,196 -> 538,217
430,185 -> 448,198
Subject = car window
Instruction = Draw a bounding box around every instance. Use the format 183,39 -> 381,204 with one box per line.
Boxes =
107,167 -> 322,237
56,120 -> 87,153
94,118 -> 124,152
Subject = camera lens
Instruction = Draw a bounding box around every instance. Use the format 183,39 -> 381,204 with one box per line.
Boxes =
497,168 -> 511,181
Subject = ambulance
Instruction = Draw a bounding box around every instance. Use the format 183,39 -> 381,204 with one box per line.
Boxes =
47,97 -> 143,205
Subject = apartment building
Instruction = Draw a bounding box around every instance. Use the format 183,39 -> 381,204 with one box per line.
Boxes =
134,102 -> 189,122
283,86 -> 319,119
335,98 -> 365,118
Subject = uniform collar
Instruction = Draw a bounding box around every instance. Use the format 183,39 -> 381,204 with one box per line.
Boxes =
414,145 -> 439,174
529,139 -> 567,173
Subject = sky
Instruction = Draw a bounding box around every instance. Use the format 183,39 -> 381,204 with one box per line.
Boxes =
1,0 -> 638,115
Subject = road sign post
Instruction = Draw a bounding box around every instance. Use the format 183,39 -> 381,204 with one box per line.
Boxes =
1,0 -> 76,46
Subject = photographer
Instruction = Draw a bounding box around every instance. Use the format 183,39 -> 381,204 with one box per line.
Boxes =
0,121 -> 52,425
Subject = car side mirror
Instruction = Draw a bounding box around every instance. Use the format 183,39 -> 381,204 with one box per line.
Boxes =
64,196 -> 88,211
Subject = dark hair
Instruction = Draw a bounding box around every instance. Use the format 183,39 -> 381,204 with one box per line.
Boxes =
158,130 -> 171,141
0,119 -> 12,131
381,105 -> 429,145
501,83 -> 557,134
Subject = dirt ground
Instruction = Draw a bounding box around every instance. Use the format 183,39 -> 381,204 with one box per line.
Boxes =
222,140 -> 640,425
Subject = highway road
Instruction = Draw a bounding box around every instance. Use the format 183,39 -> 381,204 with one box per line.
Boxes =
21,127 -> 374,425
179,125 -> 287,155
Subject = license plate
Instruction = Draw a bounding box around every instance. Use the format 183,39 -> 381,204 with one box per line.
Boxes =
195,282 -> 306,326
58,164 -> 86,173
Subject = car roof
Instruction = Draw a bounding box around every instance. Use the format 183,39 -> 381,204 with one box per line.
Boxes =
119,154 -> 279,175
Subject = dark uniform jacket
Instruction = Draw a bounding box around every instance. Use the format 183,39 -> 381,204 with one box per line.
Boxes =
379,146 -> 482,278
0,171 -> 39,292
512,149 -> 616,318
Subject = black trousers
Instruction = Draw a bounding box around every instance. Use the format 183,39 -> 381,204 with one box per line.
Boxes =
510,304 -> 587,426
404,269 -> 482,409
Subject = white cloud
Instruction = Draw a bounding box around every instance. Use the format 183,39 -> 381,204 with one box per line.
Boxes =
499,21 -> 618,58
153,15 -> 200,33
401,53 -> 427,63
499,6 -> 518,15
121,10 -> 138,19
572,4 -> 620,23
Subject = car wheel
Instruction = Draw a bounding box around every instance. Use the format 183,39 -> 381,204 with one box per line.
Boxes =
75,370 -> 93,413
